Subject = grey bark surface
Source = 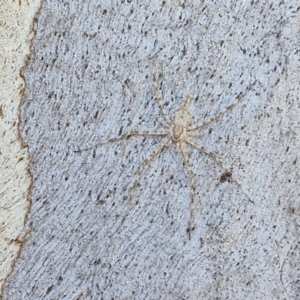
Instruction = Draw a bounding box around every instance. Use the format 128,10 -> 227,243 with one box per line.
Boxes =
3,1 -> 300,299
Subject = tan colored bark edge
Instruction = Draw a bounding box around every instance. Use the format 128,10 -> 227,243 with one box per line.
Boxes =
0,0 -> 43,296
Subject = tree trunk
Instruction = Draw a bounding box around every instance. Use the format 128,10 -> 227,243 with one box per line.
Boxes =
3,1 -> 300,299
0,0 -> 42,296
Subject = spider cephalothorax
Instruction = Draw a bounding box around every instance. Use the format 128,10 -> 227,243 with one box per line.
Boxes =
170,99 -> 192,142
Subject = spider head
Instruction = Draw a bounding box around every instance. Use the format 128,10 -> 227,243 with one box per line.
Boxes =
173,107 -> 192,127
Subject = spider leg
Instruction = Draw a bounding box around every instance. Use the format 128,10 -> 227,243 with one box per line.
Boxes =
188,95 -> 242,130
130,137 -> 171,195
124,137 -> 171,236
182,91 -> 191,109
186,137 -> 253,204
74,130 -> 168,152
187,127 -> 215,139
187,129 -> 208,138
179,141 -> 196,240
188,82 -> 255,131
152,73 -> 172,124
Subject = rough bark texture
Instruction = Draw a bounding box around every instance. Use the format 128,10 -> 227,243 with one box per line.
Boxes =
0,0 -> 41,295
3,0 -> 300,299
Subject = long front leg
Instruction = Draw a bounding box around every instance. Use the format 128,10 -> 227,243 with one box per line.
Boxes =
188,94 -> 243,131
74,130 -> 168,152
180,141 -> 196,240
152,73 -> 172,125
182,92 -> 191,109
186,137 -> 253,204
188,82 -> 255,131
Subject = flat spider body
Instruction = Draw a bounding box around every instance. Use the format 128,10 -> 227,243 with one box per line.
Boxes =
170,102 -> 191,141
76,75 -> 253,239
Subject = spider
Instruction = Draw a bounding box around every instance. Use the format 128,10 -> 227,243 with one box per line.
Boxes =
75,75 -> 253,239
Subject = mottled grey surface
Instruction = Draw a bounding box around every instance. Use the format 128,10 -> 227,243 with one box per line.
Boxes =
3,0 -> 300,299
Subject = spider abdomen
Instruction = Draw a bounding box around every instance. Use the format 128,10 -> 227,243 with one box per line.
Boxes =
170,125 -> 186,141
